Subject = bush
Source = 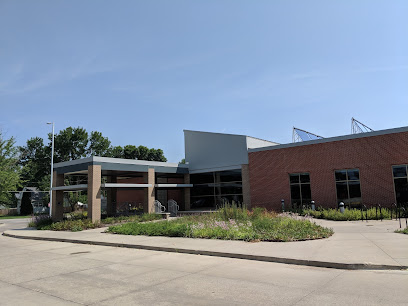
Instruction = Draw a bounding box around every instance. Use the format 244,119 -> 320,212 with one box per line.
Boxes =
29,213 -> 162,231
302,207 -> 391,221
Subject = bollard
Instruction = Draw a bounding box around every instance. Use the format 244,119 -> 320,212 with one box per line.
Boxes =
311,200 -> 315,211
281,199 -> 285,212
339,202 -> 345,214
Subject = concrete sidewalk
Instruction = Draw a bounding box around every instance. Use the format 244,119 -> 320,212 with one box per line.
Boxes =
3,219 -> 408,270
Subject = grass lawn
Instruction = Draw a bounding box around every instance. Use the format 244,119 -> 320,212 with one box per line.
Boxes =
302,208 -> 392,221
107,206 -> 333,242
29,213 -> 163,232
0,215 -> 32,219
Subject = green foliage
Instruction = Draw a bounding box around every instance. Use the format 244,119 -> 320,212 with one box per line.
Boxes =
19,137 -> 49,188
18,127 -> 168,189
0,132 -> 21,205
302,208 -> 391,221
109,146 -> 124,158
395,227 -> 408,234
88,131 -> 111,156
180,158 -> 186,164
30,213 -> 162,231
123,145 -> 138,159
52,127 -> 89,162
108,206 -> 333,242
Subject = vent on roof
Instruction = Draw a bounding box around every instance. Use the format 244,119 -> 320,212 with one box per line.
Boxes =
351,117 -> 374,134
292,127 -> 324,143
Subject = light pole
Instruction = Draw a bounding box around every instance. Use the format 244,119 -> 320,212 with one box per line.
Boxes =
47,122 -> 55,217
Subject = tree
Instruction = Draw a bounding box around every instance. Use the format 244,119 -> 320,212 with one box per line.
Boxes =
108,146 -> 124,158
123,145 -> 138,159
0,132 -> 21,205
88,131 -> 111,157
52,127 -> 88,162
136,145 -> 149,160
180,158 -> 186,164
19,137 -> 49,187
148,148 -> 167,162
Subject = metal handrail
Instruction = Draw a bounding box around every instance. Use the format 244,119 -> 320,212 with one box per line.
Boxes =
154,200 -> 166,213
168,199 -> 179,217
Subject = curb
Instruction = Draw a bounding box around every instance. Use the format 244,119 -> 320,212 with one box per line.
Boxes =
3,231 -> 407,271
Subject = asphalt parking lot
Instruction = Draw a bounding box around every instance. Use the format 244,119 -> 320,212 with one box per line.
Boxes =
0,218 -> 407,305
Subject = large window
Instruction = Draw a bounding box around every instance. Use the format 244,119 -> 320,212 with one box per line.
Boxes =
190,170 -> 243,208
335,169 -> 361,207
392,165 -> 408,204
289,173 -> 311,207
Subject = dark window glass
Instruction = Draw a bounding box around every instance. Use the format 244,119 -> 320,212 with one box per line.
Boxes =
300,173 -> 310,183
289,173 -> 311,206
216,194 -> 243,205
335,169 -> 361,205
216,170 -> 242,183
347,169 -> 360,181
191,173 -> 214,184
335,170 -> 347,181
301,184 -> 312,202
394,178 -> 408,203
336,182 -> 348,201
219,182 -> 243,196
289,174 -> 299,184
348,181 -> 361,198
290,184 -> 301,202
393,166 -> 407,178
191,196 -> 215,208
190,185 -> 214,197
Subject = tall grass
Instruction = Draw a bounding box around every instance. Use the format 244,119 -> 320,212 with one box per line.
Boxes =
302,207 -> 391,221
108,204 -> 333,242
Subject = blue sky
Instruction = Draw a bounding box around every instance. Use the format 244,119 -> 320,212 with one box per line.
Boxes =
1,0 -> 407,162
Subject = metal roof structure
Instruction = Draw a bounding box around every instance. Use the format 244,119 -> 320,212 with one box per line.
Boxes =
292,127 -> 324,143
351,117 -> 374,134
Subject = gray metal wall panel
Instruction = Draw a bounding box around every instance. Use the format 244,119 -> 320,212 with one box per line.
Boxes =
184,130 -> 249,172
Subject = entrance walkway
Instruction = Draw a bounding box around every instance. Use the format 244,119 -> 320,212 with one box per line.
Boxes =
4,219 -> 408,270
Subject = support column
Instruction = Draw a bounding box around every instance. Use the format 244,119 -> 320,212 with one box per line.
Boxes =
88,165 -> 102,222
52,171 -> 64,221
183,173 -> 191,211
106,176 -> 117,216
242,164 -> 251,208
144,168 -> 155,213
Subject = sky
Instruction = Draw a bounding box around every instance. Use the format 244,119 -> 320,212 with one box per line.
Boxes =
1,0 -> 407,163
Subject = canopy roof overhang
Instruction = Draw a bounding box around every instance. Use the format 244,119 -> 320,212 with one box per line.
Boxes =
53,156 -> 189,175
51,183 -> 193,191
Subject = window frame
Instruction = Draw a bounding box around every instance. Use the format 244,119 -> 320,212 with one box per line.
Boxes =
392,164 -> 408,204
289,172 -> 312,207
334,168 -> 362,207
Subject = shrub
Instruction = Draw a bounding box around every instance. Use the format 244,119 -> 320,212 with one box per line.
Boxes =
302,207 -> 391,221
395,227 -> 408,235
29,213 -> 162,231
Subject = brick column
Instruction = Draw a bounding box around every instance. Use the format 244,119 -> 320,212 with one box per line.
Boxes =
144,168 -> 155,213
183,173 -> 191,211
106,175 -> 117,216
88,165 -> 102,222
242,164 -> 251,208
52,171 -> 64,221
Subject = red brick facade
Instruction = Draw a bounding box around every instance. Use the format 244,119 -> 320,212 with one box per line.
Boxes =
248,131 -> 408,211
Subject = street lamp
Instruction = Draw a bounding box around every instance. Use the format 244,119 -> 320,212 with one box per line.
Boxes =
47,122 -> 55,217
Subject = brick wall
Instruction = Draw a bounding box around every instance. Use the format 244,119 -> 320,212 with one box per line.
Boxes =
248,131 -> 408,211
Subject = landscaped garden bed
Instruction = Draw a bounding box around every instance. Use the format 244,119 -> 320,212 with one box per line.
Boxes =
107,206 -> 333,242
301,207 -> 391,221
29,213 -> 163,232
